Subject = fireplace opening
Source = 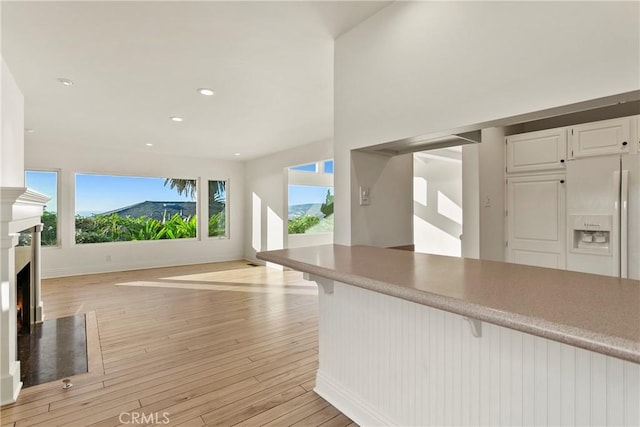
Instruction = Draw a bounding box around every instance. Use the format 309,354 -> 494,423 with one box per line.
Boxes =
16,261 -> 31,335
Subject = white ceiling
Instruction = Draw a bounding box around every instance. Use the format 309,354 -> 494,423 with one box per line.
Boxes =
1,1 -> 391,161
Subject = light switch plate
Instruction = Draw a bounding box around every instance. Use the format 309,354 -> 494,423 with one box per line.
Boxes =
360,186 -> 370,206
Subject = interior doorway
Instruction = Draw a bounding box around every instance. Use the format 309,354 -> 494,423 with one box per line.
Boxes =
413,146 -> 463,257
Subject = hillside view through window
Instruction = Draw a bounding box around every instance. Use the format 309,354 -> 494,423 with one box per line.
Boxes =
287,160 -> 334,235
73,174 -> 228,243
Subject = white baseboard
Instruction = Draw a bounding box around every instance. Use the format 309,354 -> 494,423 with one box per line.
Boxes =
314,370 -> 396,427
42,252 -> 246,278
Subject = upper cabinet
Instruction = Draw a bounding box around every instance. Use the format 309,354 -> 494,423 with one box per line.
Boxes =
506,128 -> 567,174
569,117 -> 632,159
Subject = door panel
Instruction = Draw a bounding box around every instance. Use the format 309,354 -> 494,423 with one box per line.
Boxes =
506,129 -> 567,173
507,175 -> 566,269
570,117 -> 631,159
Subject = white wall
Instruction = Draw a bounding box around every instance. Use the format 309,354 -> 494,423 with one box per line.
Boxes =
413,149 -> 462,257
0,57 -> 26,405
244,139 -> 332,262
478,128 -> 506,261
0,59 -> 24,188
334,1 -> 640,250
461,144 -> 480,259
25,143 -> 245,278
350,150 -> 413,247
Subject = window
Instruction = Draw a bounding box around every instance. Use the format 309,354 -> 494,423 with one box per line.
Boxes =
323,160 -> 334,174
24,170 -> 58,246
288,185 -> 334,234
289,163 -> 317,172
208,180 -> 227,237
74,174 -> 197,244
287,159 -> 334,235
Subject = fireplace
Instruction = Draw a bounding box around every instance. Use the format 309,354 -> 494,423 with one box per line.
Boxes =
15,234 -> 34,337
16,262 -> 31,336
1,187 -> 50,404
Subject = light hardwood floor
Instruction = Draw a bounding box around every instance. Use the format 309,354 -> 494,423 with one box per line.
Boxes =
0,261 -> 355,427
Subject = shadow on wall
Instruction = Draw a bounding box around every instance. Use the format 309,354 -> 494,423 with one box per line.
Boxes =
413,148 -> 463,257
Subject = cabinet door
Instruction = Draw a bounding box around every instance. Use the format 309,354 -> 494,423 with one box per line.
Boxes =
569,117 -> 631,159
507,175 -> 566,269
506,128 -> 567,173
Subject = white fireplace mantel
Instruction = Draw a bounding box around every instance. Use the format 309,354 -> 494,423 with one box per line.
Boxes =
2,187 -> 51,232
1,186 -> 50,405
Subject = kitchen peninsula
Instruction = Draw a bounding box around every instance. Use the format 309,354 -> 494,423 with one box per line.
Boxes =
257,245 -> 640,427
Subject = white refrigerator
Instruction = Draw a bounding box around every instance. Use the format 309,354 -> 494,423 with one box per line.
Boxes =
566,153 -> 640,279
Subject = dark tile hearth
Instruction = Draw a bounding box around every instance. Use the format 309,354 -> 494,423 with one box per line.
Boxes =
18,314 -> 88,387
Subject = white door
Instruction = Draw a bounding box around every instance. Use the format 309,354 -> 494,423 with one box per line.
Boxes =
506,128 -> 567,173
569,117 -> 631,159
507,174 -> 566,269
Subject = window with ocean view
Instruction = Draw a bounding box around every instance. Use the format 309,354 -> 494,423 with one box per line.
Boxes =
74,174 -> 198,244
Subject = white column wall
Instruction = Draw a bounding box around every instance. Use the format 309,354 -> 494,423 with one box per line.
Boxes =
0,58 -> 26,405
478,128 -> 507,261
461,144 -> 480,258
0,59 -> 24,188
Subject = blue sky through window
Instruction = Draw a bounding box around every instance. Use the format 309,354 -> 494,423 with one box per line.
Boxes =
324,160 -> 334,174
75,174 -> 194,216
26,170 -> 57,212
288,185 -> 333,206
289,163 -> 317,172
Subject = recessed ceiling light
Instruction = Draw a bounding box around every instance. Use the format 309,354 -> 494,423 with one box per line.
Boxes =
145,143 -> 153,147
170,116 -> 184,122
25,129 -> 35,133
56,78 -> 74,86
235,153 -> 241,156
197,88 -> 215,96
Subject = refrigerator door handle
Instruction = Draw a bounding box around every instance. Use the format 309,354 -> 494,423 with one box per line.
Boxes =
621,170 -> 629,279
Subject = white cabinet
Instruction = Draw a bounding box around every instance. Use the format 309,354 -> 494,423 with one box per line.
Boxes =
507,174 -> 566,269
569,117 -> 631,159
506,128 -> 567,173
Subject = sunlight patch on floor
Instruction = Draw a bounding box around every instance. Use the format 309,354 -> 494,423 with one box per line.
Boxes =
115,279 -> 318,296
114,266 -> 317,295
164,267 -> 305,285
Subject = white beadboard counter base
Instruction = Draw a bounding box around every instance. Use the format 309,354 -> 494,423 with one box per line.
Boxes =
257,245 -> 640,427
257,245 -> 639,364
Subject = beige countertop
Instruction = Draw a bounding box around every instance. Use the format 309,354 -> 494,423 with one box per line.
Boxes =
257,244 -> 640,364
